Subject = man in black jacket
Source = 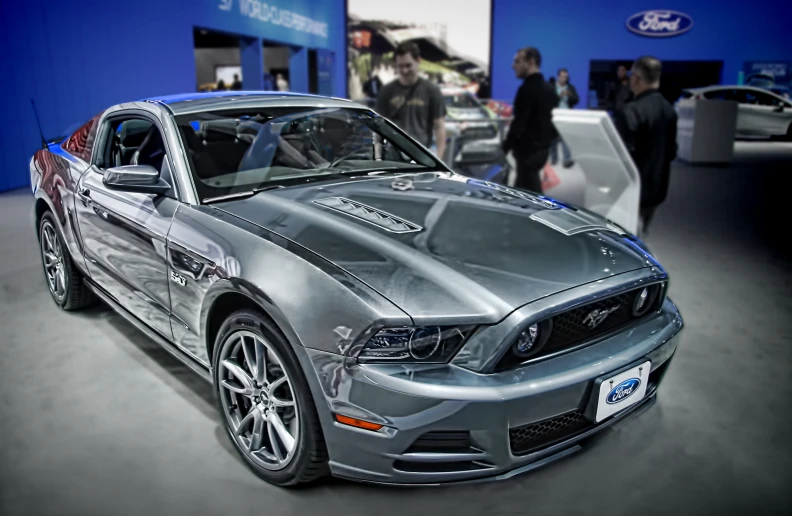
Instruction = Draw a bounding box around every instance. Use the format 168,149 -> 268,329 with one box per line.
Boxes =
606,65 -> 633,113
502,47 -> 559,193
551,68 -> 579,168
614,56 -> 678,235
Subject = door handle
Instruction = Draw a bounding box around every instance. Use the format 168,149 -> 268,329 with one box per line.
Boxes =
78,187 -> 92,207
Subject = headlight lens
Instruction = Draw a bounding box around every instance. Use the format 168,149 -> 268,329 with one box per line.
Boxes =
515,323 -> 539,354
511,319 -> 553,360
357,326 -> 476,363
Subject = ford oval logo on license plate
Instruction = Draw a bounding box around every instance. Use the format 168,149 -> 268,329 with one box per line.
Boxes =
626,10 -> 693,37
606,378 -> 641,404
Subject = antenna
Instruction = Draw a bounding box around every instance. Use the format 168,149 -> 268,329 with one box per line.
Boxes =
30,99 -> 48,149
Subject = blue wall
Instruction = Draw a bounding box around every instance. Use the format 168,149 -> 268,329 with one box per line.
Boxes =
0,0 -> 346,192
492,0 -> 791,102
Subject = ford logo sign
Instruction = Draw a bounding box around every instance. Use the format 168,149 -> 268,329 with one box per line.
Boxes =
626,10 -> 693,38
606,378 -> 641,404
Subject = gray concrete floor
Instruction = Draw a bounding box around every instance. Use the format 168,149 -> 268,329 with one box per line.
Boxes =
1,143 -> 791,516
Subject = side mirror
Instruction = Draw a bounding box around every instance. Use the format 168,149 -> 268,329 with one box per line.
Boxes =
103,165 -> 171,195
773,104 -> 784,113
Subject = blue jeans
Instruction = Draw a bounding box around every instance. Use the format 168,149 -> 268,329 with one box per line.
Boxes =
550,137 -> 572,164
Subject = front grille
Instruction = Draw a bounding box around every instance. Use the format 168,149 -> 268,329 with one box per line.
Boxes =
509,410 -> 594,456
545,292 -> 636,353
496,283 -> 665,371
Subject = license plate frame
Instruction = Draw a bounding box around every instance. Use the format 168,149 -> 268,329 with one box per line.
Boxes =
585,360 -> 651,423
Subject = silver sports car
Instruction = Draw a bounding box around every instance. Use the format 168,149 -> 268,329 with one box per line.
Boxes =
680,85 -> 792,139
30,91 -> 683,486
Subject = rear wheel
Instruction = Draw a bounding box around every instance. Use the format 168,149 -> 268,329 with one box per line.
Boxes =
213,309 -> 329,486
38,212 -> 94,310
786,123 -> 792,142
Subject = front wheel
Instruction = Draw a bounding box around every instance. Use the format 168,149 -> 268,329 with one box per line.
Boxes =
213,309 -> 329,486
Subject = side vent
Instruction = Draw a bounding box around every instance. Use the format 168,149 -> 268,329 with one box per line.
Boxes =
313,197 -> 423,234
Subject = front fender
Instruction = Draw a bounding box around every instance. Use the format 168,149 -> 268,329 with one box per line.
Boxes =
199,277 -> 304,357
167,204 -> 412,369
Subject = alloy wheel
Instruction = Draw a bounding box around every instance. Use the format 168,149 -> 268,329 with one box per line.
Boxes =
218,330 -> 300,470
41,221 -> 67,302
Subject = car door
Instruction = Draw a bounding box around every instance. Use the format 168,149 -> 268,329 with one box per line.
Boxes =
75,113 -> 179,340
738,89 -> 785,136
749,90 -> 792,136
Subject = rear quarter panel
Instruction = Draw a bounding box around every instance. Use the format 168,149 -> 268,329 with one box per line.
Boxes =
166,204 -> 411,366
32,144 -> 91,273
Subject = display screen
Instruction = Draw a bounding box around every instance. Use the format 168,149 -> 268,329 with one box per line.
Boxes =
347,0 -> 492,101
215,66 -> 242,86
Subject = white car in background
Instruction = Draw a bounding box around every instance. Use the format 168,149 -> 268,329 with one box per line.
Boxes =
681,85 -> 792,140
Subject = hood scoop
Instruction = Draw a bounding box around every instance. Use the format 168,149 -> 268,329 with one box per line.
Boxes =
313,197 -> 423,234
530,208 -> 626,236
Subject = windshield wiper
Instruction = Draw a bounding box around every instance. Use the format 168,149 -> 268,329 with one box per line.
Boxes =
202,185 -> 284,204
330,165 -> 435,175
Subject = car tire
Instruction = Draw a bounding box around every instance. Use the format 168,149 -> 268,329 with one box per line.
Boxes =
38,212 -> 95,311
786,123 -> 792,142
212,309 -> 330,486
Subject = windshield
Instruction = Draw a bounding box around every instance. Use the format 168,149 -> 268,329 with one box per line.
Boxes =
444,93 -> 481,109
174,107 -> 444,202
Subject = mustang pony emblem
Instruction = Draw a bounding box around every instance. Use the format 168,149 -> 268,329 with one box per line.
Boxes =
582,305 -> 621,328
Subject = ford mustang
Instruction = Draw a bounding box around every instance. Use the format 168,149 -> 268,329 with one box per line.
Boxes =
30,91 -> 683,486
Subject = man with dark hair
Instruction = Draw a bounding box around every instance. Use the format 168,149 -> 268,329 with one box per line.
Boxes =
376,41 -> 446,158
606,64 -> 633,113
614,56 -> 678,235
502,47 -> 559,193
551,68 -> 579,168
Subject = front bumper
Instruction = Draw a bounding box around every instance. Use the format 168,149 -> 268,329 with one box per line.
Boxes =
304,298 -> 683,485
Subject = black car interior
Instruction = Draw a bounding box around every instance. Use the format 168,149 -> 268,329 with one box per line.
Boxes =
105,119 -> 167,173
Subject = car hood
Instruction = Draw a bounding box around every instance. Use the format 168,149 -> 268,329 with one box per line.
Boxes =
446,107 -> 490,120
214,172 -> 656,323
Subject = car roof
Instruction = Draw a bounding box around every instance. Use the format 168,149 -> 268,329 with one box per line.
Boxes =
684,84 -> 791,100
686,84 -> 778,94
141,91 -> 361,114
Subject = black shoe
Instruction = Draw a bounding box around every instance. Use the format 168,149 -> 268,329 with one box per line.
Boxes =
563,160 -> 575,168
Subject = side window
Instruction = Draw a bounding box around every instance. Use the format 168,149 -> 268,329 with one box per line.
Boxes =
97,117 -> 177,199
704,90 -> 727,100
62,114 -> 101,161
730,90 -> 750,104
752,91 -> 783,107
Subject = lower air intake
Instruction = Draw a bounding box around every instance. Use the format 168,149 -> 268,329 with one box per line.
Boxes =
509,410 -> 594,456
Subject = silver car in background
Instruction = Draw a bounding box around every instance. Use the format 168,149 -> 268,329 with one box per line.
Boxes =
681,85 -> 792,139
30,91 -> 683,487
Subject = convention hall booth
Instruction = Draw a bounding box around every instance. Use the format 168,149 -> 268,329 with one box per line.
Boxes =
0,0 -> 790,514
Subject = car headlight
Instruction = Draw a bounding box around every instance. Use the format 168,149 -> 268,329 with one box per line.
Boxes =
510,319 -> 553,360
357,326 -> 476,363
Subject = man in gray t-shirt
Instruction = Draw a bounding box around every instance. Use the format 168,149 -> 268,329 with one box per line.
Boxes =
375,42 -> 446,158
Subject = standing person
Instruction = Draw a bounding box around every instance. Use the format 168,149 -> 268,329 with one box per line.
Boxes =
376,42 -> 447,159
276,73 -> 289,92
551,68 -> 579,168
614,56 -> 678,236
231,74 -> 242,91
606,64 -> 633,113
501,47 -> 559,193
362,71 -> 383,106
